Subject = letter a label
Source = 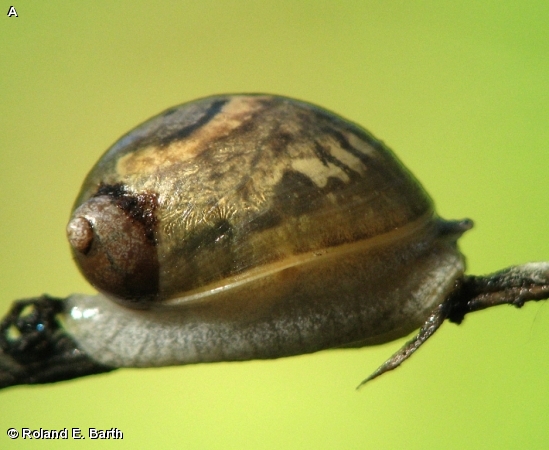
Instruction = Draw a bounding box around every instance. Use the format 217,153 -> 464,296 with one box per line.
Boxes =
7,6 -> 18,17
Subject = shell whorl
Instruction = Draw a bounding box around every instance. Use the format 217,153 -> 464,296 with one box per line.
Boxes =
69,94 -> 433,304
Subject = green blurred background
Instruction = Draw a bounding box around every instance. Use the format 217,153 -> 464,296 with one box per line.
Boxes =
1,2 -> 548,449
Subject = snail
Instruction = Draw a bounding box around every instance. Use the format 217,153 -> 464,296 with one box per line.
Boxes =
1,94 -> 548,390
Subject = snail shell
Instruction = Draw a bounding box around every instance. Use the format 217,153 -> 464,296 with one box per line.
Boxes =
64,94 -> 470,368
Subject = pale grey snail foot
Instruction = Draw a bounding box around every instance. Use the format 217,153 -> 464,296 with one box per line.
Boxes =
359,262 -> 549,389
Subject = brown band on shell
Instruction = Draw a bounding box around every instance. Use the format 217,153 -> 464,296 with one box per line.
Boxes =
94,183 -> 159,243
312,141 -> 361,180
157,99 -> 228,148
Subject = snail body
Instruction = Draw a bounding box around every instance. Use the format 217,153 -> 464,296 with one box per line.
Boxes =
64,94 -> 470,368
2,94 -> 548,390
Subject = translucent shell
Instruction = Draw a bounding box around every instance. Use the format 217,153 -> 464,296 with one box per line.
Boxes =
65,94 -> 469,365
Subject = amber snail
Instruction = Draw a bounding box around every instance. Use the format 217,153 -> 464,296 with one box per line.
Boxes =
1,94 -> 548,390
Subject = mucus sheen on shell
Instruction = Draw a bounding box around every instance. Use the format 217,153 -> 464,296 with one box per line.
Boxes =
67,95 -> 467,325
